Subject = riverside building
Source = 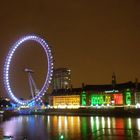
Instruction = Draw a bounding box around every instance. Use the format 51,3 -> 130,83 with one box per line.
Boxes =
52,68 -> 71,90
49,74 -> 140,108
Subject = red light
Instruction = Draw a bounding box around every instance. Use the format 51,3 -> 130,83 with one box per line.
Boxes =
113,93 -> 123,105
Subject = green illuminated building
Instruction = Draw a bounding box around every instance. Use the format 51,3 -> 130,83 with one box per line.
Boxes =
125,89 -> 132,105
81,91 -> 87,106
51,80 -> 139,107
91,94 -> 104,105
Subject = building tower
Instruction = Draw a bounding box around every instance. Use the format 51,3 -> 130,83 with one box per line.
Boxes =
112,72 -> 116,89
52,68 -> 71,90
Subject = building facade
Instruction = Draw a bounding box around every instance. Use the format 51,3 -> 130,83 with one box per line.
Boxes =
52,68 -> 71,90
50,88 -> 81,108
82,82 -> 134,106
50,81 -> 140,108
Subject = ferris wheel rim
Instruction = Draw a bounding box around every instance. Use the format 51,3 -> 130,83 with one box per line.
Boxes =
3,35 -> 53,105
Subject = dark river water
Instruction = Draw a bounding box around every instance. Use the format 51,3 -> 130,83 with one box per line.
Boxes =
0,115 -> 140,140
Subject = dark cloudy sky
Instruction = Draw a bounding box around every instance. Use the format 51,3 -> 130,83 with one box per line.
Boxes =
0,0 -> 140,98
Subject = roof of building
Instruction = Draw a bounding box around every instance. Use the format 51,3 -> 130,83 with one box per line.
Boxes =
51,81 -> 140,96
51,88 -> 82,96
85,81 -> 136,92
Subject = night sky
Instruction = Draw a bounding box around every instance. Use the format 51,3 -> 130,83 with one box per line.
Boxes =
0,1 -> 140,98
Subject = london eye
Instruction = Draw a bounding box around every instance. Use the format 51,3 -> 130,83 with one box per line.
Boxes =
3,35 -> 53,105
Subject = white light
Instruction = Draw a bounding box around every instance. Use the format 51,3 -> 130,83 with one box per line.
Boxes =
7,87 -> 10,91
136,103 -> 140,108
7,61 -> 10,65
7,64 -> 10,68
96,104 -> 99,108
105,90 -> 119,93
5,70 -> 8,74
101,104 -> 104,107
7,59 -> 11,63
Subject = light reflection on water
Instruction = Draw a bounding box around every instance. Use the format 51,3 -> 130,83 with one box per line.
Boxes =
137,118 -> 140,130
0,115 -> 140,139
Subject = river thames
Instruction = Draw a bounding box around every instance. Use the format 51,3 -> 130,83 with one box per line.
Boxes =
0,115 -> 140,139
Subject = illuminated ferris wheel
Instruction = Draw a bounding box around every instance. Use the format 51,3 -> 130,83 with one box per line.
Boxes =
3,35 -> 53,105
